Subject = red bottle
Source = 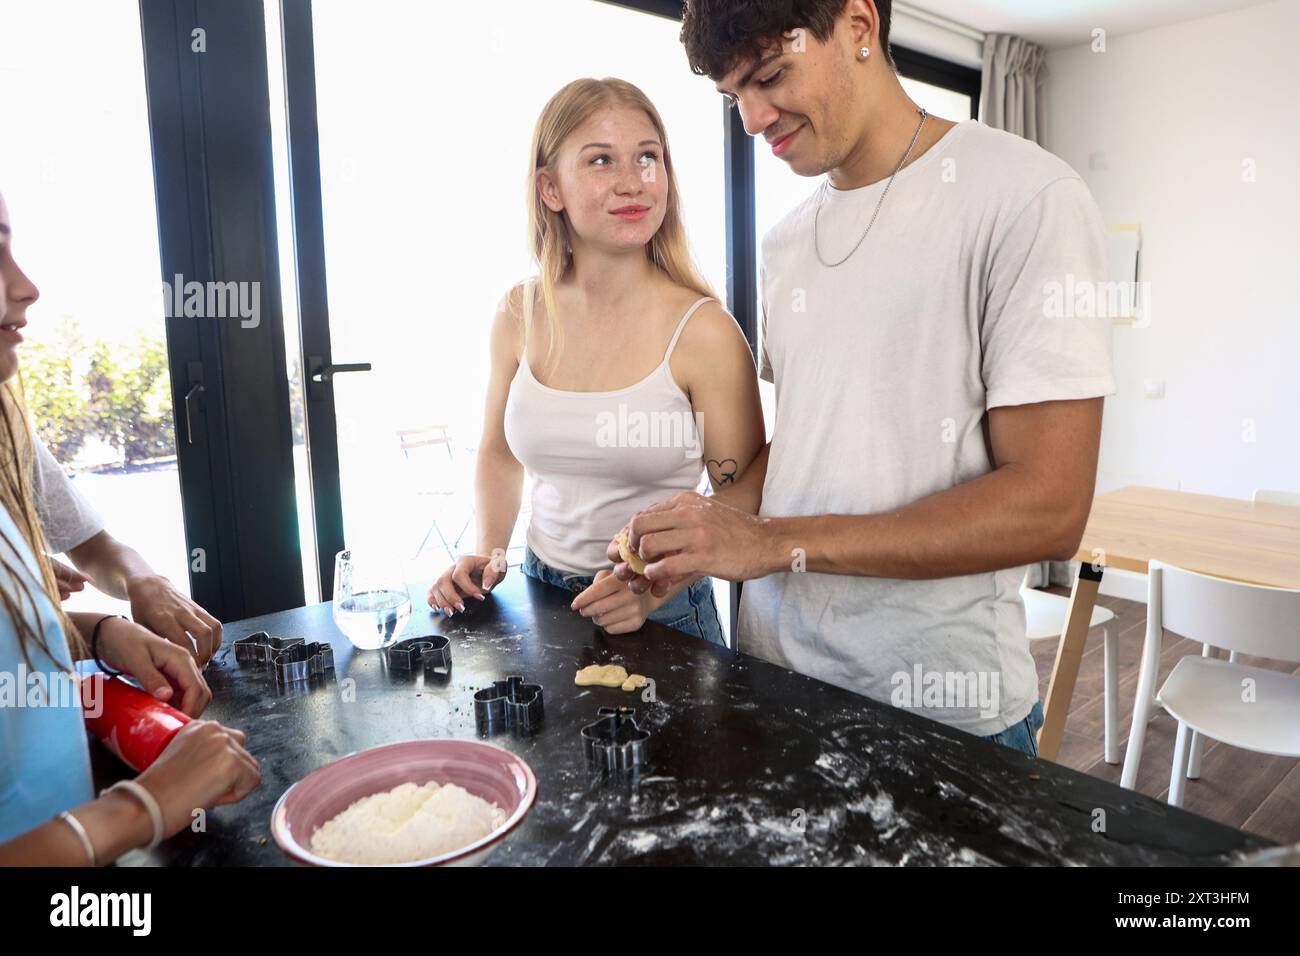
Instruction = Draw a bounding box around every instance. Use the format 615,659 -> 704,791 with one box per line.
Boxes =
82,675 -> 191,772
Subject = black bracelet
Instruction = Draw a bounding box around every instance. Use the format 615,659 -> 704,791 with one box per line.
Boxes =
91,615 -> 128,678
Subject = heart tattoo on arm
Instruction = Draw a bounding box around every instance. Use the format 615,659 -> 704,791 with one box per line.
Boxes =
707,458 -> 738,486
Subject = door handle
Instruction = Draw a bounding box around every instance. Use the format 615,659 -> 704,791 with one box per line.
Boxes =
184,361 -> 206,445
309,359 -> 372,383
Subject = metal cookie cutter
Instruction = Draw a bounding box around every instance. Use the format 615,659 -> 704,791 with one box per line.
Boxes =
385,636 -> 452,676
473,676 -> 544,735
581,706 -> 650,772
233,631 -> 304,664
271,641 -> 335,685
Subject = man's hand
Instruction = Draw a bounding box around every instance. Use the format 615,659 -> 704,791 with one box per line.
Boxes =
609,492 -> 777,597
52,559 -> 94,601
126,575 -> 223,668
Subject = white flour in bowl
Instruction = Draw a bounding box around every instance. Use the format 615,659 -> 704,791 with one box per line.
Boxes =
310,781 -> 507,865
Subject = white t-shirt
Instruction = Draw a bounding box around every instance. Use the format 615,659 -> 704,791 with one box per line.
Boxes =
31,434 -> 104,554
740,119 -> 1116,737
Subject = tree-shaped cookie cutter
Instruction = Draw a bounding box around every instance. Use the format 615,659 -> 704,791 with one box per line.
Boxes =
233,631 -> 304,664
271,641 -> 335,685
581,706 -> 651,772
385,636 -> 452,676
473,676 -> 544,735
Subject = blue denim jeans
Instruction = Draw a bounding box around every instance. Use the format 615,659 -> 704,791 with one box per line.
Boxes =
982,699 -> 1044,757
522,547 -> 726,647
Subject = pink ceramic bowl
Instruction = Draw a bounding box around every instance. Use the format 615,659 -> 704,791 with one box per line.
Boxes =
270,739 -> 537,866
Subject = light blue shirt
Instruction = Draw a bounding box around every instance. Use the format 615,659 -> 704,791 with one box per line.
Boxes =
0,502 -> 93,845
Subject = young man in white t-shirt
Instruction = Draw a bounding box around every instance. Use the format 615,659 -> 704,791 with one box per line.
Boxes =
612,0 -> 1115,754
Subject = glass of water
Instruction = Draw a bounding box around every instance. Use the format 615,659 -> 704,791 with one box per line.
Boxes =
332,549 -> 412,650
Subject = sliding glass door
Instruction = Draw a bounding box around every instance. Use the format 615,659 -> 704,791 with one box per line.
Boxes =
268,0 -> 728,614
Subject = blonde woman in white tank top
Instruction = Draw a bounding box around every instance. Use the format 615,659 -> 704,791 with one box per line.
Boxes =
428,78 -> 764,643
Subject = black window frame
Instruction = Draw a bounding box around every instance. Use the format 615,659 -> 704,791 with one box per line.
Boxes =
138,0 -> 306,622
892,44 -> 982,119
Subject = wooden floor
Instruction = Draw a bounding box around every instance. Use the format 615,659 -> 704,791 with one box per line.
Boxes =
1035,587 -> 1300,846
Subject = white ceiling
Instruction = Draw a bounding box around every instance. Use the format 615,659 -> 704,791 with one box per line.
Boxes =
904,0 -> 1279,49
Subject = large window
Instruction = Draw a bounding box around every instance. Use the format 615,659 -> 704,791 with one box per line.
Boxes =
270,0 -> 726,598
0,0 -> 188,615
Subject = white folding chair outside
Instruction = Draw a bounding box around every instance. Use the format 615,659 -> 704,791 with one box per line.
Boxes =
1253,489 -> 1300,508
1020,572 -> 1122,764
1120,560 -> 1300,806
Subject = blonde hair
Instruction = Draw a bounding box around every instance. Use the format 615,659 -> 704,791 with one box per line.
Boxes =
523,77 -> 717,370
0,374 -> 81,667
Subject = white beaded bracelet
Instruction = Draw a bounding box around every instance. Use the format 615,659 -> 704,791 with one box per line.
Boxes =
100,780 -> 165,850
57,811 -> 96,866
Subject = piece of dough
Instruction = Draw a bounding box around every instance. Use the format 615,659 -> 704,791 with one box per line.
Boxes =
621,674 -> 647,692
615,530 -> 646,575
575,664 -> 629,688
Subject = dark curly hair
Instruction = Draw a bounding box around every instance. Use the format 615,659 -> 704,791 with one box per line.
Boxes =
681,0 -> 894,80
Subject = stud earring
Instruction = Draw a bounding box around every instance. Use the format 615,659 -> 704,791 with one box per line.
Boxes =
857,46 -> 870,61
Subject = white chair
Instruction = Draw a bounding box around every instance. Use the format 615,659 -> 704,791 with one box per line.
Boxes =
1020,571 -> 1122,763
1119,560 -> 1300,806
1179,490 -> 1300,776
397,425 -> 474,562
1175,489 -> 1294,780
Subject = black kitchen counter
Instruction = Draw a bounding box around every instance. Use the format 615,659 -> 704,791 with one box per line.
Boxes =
97,572 -> 1272,866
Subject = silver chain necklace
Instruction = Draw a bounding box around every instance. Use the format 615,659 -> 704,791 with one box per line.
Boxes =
813,107 -> 928,268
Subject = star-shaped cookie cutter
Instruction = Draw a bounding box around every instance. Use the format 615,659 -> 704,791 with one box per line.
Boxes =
233,631 -> 304,664
581,706 -> 651,772
473,675 -> 544,735
385,635 -> 452,676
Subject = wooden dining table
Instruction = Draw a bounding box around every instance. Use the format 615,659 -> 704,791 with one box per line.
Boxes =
1038,485 -> 1300,763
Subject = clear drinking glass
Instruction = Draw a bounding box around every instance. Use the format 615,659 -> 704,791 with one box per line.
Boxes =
331,549 -> 412,650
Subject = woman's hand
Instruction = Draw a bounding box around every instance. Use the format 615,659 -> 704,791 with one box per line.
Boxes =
427,553 -> 507,616
136,720 -> 261,836
93,616 -> 211,717
570,569 -> 660,634
52,559 -> 94,600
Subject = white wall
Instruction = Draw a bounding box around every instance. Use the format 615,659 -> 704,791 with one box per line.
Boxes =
1045,0 -> 1300,499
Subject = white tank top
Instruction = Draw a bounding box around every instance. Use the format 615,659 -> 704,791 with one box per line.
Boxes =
503,280 -> 712,574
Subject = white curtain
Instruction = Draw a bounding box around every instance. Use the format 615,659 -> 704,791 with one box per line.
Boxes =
981,34 -> 1047,145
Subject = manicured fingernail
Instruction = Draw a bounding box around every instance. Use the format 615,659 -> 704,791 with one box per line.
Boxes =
456,602 -> 465,612
474,594 -> 486,601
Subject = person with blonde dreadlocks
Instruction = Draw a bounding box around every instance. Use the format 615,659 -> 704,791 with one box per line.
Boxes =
0,192 -> 260,864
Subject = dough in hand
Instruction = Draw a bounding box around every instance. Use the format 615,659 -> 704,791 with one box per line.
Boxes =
575,664 -> 629,688
621,673 -> 647,692
615,530 -> 646,575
